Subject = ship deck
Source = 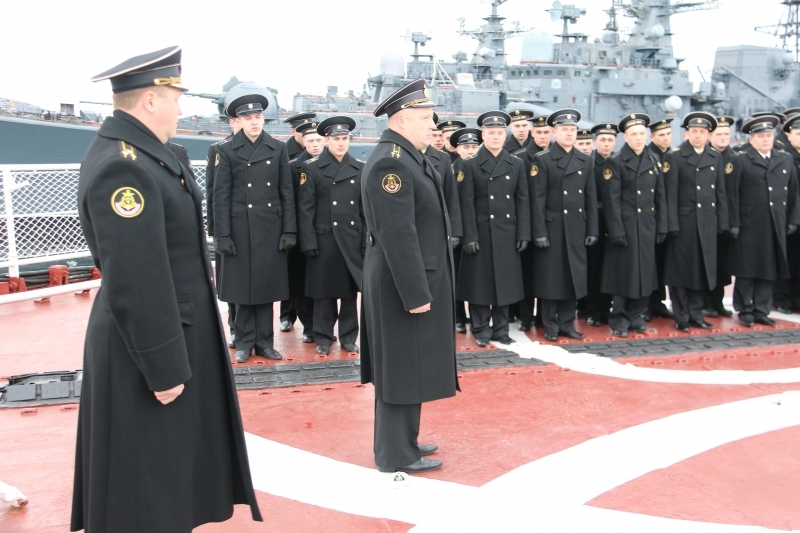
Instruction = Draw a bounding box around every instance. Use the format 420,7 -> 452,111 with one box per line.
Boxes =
3,290 -> 800,532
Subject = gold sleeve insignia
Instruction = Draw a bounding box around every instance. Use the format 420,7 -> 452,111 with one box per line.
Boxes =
603,168 -> 612,180
111,187 -> 144,218
215,153 -> 220,166
382,174 -> 402,193
725,162 -> 733,175
663,162 -> 671,173
119,141 -> 137,161
530,165 -> 539,177
300,172 -> 307,185
457,171 -> 464,182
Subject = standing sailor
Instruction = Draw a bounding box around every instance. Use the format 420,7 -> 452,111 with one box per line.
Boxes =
663,112 -> 729,332
773,112 -> 800,314
531,109 -> 599,341
427,114 -> 463,256
283,112 -> 316,160
361,79 -> 458,474
601,114 -> 668,337
644,117 -> 676,321
438,119 -> 467,163
727,114 -> 800,326
584,122 -> 619,327
214,93 -> 297,362
73,46 -> 261,532
574,129 -> 594,155
206,115 -> 241,347
457,111 -> 530,346
503,109 -> 534,152
298,117 -> 364,354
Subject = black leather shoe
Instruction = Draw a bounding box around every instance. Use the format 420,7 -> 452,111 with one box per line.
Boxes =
543,332 -> 559,342
612,328 -> 629,338
302,333 -> 314,343
227,335 -> 236,348
689,319 -> 714,330
255,347 -> 283,360
378,457 -> 443,473
776,306 -> 793,315
715,307 -> 733,317
508,315 -> 518,324
491,335 -> 515,345
280,321 -> 293,332
234,350 -> 251,363
654,308 -> 674,319
316,345 -> 330,355
559,330 -> 586,340
517,323 -> 531,332
675,322 -> 690,333
342,343 -> 359,353
631,324 -> 648,333
586,316 -> 605,327
417,443 -> 438,456
702,308 -> 719,318
754,316 -> 778,326
643,312 -> 653,322
456,323 -> 467,333
475,338 -> 489,347
739,317 -> 754,327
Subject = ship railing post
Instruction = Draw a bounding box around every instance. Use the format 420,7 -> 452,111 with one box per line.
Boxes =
1,167 -> 29,278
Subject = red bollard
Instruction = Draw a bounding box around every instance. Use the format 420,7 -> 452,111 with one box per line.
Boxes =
49,265 -> 69,286
0,282 -> 9,295
8,277 -> 26,293
90,267 -> 102,280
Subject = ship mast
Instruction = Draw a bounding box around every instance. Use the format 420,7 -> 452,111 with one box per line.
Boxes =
457,0 -> 526,73
755,0 -> 800,62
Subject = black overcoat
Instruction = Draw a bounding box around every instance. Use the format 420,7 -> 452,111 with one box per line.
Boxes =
514,142 -> 547,298
782,143 -> 800,277
504,134 -> 530,153
457,146 -> 530,305
213,129 -> 296,304
663,142 -> 730,290
426,145 -> 463,238
286,135 -> 304,160
531,143 -> 599,300
600,144 -> 668,298
360,129 -> 458,405
72,111 -> 261,533
286,149 -> 313,298
298,147 -> 365,299
727,145 -> 800,280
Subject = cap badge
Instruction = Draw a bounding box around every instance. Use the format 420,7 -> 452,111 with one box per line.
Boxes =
493,117 -> 498,122
566,114 -> 572,120
111,187 -> 144,218
423,86 -> 430,99
447,121 -> 452,125
607,124 -> 611,129
382,174 -> 402,194
248,104 -> 253,109
515,110 -> 520,115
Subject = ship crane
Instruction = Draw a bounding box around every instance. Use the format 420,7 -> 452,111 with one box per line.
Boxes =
755,0 -> 800,62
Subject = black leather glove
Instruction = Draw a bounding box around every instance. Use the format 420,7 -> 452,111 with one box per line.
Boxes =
609,236 -> 628,247
669,231 -> 680,238
656,233 -> 667,244
729,227 -> 740,240
789,224 -> 798,236
215,235 -> 236,256
279,233 -> 297,251
463,242 -> 480,255
304,249 -> 319,257
451,237 -> 461,248
516,240 -> 529,252
584,236 -> 598,247
534,237 -> 550,249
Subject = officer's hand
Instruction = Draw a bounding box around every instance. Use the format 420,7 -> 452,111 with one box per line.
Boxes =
154,384 -> 184,405
669,231 -> 680,238
279,233 -> 297,251
729,227 -> 740,240
534,237 -> 550,249
517,240 -> 529,252
451,237 -> 461,248
584,236 -> 599,247
656,233 -> 667,244
215,235 -> 237,256
789,224 -> 798,236
464,242 -> 480,255
304,249 -> 319,257
609,236 -> 628,247
410,303 -> 431,314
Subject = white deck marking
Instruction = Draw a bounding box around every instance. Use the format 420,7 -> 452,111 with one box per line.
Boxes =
246,392 -> 800,532
507,328 -> 800,384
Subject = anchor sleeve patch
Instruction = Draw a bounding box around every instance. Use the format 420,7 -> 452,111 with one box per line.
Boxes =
382,174 -> 402,193
111,187 -> 144,218
530,165 -> 539,177
300,172 -> 307,185
725,162 -> 733,174
457,171 -> 464,182
215,153 -> 220,166
663,162 -> 670,173
603,168 -> 612,180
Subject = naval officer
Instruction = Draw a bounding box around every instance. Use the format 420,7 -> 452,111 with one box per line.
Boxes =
283,112 -> 316,160
427,113 -> 463,249
504,108 -> 534,152
214,93 -> 297,362
772,113 -> 800,314
298,116 -> 364,354
361,79 -> 458,474
73,46 -> 261,532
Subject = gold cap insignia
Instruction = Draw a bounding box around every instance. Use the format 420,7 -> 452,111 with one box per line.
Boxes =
382,174 -> 402,193
515,110 -> 520,115
248,103 -> 253,109
493,117 -> 498,122
530,165 -> 539,177
631,114 -> 636,119
311,123 -> 317,128
215,153 -> 220,166
447,121 -> 452,125
725,162 -> 733,175
337,124 -> 342,129
300,172 -> 307,185
663,162 -> 671,172
607,124 -> 611,129
603,168 -> 612,180
111,187 -> 144,218
566,114 -> 572,120
457,171 -> 464,182
423,86 -> 430,99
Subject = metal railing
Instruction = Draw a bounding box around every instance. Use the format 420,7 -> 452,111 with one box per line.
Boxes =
1,161 -> 208,277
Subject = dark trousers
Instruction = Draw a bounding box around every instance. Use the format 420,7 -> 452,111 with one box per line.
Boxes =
469,304 -> 509,341
734,277 -> 774,320
648,241 -> 669,313
609,295 -> 649,331
541,299 -> 577,336
519,296 -> 535,327
280,296 -> 314,333
773,278 -> 800,311
671,287 -> 705,323
454,244 -> 468,325
705,233 -> 732,311
235,302 -> 274,352
313,298 -> 358,347
227,303 -> 236,335
374,397 -> 421,469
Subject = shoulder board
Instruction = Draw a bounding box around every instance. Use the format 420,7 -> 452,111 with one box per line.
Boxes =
438,148 -> 447,154
512,148 -> 526,156
171,142 -> 186,149
709,146 -> 718,152
465,154 -> 478,161
671,147 -> 680,152
510,153 -> 520,159
305,157 -> 318,164
118,141 -> 138,161
356,158 -> 364,163
535,150 -> 550,157
390,144 -> 402,159
289,157 -> 298,164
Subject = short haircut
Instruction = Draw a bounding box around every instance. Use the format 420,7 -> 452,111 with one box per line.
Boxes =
112,86 -> 169,110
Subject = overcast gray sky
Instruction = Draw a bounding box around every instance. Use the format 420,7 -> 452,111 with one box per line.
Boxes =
0,0 -> 790,116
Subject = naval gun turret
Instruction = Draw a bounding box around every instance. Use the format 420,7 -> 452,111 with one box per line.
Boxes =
185,76 -> 279,121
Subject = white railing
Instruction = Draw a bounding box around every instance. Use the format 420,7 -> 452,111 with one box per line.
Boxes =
0,161 -> 208,277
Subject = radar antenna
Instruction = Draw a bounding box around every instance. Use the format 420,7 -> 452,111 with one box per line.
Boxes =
457,0 -> 527,69
755,0 -> 800,62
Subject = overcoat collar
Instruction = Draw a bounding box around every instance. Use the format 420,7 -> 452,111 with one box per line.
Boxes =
621,143 -> 655,174
679,140 -> 715,169
593,150 -> 607,166
549,141 -> 588,174
477,146 -> 513,178
98,110 -> 181,176
317,147 -> 360,183
744,144 -> 771,170
378,128 -> 436,182
231,129 -> 277,163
